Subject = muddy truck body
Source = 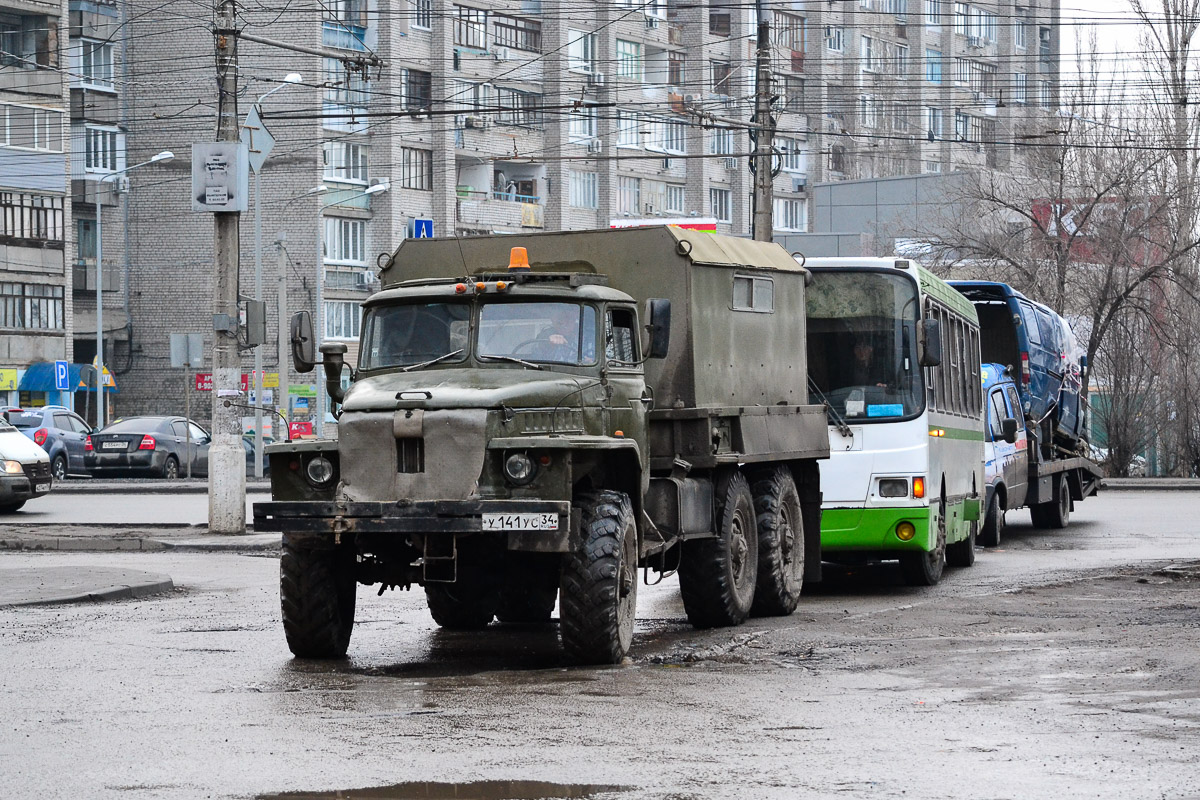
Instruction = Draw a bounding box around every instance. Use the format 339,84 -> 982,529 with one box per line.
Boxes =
255,226 -> 829,664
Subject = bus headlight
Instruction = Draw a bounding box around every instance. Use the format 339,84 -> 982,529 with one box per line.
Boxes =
878,478 -> 909,497
896,521 -> 916,541
503,452 -> 537,485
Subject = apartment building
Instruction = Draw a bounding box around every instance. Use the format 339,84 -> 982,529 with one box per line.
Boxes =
100,0 -> 1058,426
0,0 -> 71,408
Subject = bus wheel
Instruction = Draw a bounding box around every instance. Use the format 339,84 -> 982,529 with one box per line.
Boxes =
978,492 -> 1004,548
946,520 -> 977,568
749,467 -> 804,617
901,502 -> 946,586
679,470 -> 759,628
559,490 -> 638,664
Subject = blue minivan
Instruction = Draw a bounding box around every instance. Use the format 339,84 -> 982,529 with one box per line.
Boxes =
949,281 -> 1085,447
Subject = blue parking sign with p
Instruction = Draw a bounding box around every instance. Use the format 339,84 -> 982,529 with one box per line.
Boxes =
54,360 -> 70,391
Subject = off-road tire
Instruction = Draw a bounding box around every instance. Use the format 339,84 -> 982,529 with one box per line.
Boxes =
979,492 -> 1004,548
559,490 -> 638,664
280,538 -> 357,658
162,455 -> 179,480
496,553 -> 559,624
679,470 -> 759,628
900,500 -> 946,586
51,455 -> 67,481
946,519 -> 977,568
749,467 -> 804,617
1031,473 -> 1070,529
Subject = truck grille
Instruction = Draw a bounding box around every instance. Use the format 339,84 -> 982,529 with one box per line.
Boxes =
397,437 -> 424,473
23,461 -> 51,481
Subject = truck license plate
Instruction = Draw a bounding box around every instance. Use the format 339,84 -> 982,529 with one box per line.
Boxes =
101,441 -> 125,450
481,512 -> 558,531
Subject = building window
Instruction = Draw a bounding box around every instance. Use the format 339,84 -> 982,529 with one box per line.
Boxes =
829,144 -> 846,173
76,217 -> 96,263
773,198 -> 805,232
324,300 -> 361,340
926,106 -> 943,138
925,49 -> 941,83
773,12 -> 804,51
826,26 -> 843,52
710,61 -> 732,95
323,0 -> 368,51
84,125 -> 122,173
953,3 -> 969,35
1039,26 -> 1052,58
668,52 -> 685,86
454,5 -> 488,49
926,0 -> 941,27
567,29 -> 596,72
77,39 -> 114,90
616,39 -> 644,81
400,68 -> 432,110
323,59 -> 369,131
710,127 -> 733,155
324,217 -> 365,265
568,170 -> 598,208
1039,80 -> 1052,108
1,192 -> 64,244
861,36 -> 877,72
955,111 -> 970,141
894,43 -> 909,74
398,147 -> 433,190
1015,20 -> 1027,50
616,111 -> 640,147
709,4 -> 731,36
859,95 -> 879,128
709,188 -> 731,223
665,184 -> 685,213
495,87 -> 541,127
493,14 -> 541,51
924,159 -> 942,173
0,14 -> 54,69
645,117 -> 687,154
972,10 -> 997,43
2,105 -> 62,152
324,142 -> 368,184
778,137 -> 806,172
1013,72 -> 1027,103
568,104 -> 597,142
413,0 -> 432,29
0,282 -> 63,330
617,176 -> 640,216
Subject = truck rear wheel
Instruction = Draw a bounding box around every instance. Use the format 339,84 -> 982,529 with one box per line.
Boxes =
496,553 -> 559,624
559,490 -> 638,664
749,467 -> 804,617
280,538 -> 357,658
900,500 -> 945,586
1031,473 -> 1070,529
679,470 -> 759,628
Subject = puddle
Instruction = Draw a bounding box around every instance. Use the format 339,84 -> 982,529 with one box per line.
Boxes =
259,780 -> 630,800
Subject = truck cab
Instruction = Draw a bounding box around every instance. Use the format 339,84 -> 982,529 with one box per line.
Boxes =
980,363 -> 1028,547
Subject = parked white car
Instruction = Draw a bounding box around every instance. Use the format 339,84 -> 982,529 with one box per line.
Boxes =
0,416 -> 53,512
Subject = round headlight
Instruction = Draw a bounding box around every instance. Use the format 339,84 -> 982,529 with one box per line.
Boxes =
305,455 -> 335,486
896,521 -> 916,541
503,452 -> 537,485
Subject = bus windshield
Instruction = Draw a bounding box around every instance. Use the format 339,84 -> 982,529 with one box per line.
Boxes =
806,271 -> 923,421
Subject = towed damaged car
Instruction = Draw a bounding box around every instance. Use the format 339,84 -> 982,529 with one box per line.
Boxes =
85,416 -> 211,479
0,416 -> 53,512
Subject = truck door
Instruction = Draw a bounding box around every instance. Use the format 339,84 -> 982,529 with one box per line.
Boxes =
1003,384 -> 1029,507
605,306 -> 648,445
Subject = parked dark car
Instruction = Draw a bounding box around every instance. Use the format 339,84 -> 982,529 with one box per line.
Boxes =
86,416 -> 211,479
3,405 -> 94,480
0,416 -> 53,512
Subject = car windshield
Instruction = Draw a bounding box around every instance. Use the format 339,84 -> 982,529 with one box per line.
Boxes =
806,271 -> 924,421
478,302 -> 598,366
5,412 -> 41,429
359,302 -> 471,371
103,418 -> 165,433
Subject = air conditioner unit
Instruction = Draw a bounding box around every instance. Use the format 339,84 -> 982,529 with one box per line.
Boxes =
792,176 -> 808,192
588,72 -> 606,87
492,47 -> 511,61
116,176 -> 130,193
465,115 -> 489,129
586,139 -> 603,154
645,15 -> 660,29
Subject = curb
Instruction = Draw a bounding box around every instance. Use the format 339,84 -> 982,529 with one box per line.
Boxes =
8,577 -> 176,607
0,567 -> 176,608
0,532 -> 280,553
51,481 -> 272,495
1101,479 -> 1200,491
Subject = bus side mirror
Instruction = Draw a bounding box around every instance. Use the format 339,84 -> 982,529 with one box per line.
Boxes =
919,318 -> 942,367
645,298 -> 671,359
291,311 -> 316,373
1001,417 -> 1018,444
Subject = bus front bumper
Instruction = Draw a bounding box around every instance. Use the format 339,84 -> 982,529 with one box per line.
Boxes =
820,506 -> 933,553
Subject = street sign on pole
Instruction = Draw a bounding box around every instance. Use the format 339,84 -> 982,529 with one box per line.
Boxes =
410,218 -> 434,238
54,360 -> 69,392
241,105 -> 275,174
169,333 -> 206,368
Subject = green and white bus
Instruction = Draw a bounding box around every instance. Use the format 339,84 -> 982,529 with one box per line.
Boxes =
803,258 -> 984,585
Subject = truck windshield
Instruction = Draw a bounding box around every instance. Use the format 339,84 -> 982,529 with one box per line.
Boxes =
478,302 -> 598,366
806,271 -> 924,421
359,302 -> 471,371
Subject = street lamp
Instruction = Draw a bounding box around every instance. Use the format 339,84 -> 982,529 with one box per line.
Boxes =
250,73 -> 304,477
314,181 -> 390,436
94,150 -> 173,429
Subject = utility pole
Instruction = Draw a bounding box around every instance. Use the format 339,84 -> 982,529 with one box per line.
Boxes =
210,0 -> 246,533
276,242 -> 289,438
751,7 -> 774,242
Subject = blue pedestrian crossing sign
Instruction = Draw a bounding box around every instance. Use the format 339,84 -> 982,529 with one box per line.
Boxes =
410,218 -> 434,239
54,360 -> 70,391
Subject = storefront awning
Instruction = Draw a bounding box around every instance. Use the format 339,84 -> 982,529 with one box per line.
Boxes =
17,362 -> 119,394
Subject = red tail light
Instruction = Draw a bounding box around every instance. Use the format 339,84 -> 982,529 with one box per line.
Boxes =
33,428 -> 48,446
138,435 -> 156,450
85,435 -> 93,452
1020,351 -> 1031,386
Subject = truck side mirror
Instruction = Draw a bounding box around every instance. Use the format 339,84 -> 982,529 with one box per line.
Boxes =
645,298 -> 671,359
1001,416 -> 1018,444
291,311 -> 316,374
320,342 -> 348,405
919,318 -> 942,367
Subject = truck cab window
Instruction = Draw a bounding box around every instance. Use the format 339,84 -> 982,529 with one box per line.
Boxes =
478,302 -> 598,365
360,302 -> 471,370
606,307 -> 638,363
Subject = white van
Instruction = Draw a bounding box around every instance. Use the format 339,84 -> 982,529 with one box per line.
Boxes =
0,416 -> 53,512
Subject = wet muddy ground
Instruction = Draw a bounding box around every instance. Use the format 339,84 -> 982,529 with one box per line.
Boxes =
1,491 -> 1199,799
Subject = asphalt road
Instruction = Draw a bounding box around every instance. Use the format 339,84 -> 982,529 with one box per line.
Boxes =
10,487 -> 271,526
1,490 -> 1198,799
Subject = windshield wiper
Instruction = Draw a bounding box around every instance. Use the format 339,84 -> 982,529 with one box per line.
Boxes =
808,377 -> 853,438
478,354 -> 543,370
400,349 -> 464,372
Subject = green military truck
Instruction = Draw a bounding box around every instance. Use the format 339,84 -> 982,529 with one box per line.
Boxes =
254,227 -> 829,664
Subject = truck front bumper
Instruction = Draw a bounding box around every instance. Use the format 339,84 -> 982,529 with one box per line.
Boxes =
253,499 -> 573,552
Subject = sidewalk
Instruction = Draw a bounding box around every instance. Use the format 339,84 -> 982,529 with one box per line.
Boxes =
0,524 -> 280,553
0,565 -> 174,607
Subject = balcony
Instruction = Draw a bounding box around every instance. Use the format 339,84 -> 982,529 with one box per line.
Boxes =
455,190 -> 544,229
72,260 -> 119,293
322,20 -> 367,52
